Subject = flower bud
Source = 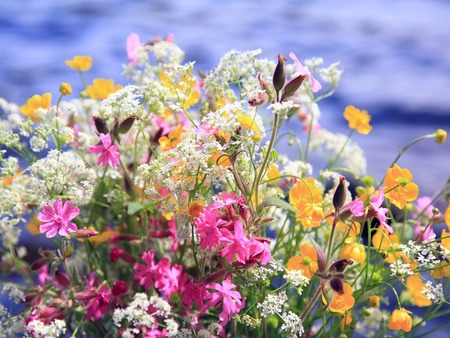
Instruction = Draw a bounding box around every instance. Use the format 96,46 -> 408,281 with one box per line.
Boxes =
93,115 -> 109,134
330,277 -> 344,295
329,258 -> 353,273
258,73 -> 274,103
112,280 -> 128,296
54,270 -> 70,288
281,74 -> 307,101
368,295 -> 380,307
434,129 -> 447,144
73,228 -> 99,239
74,290 -> 97,302
59,82 -> 72,96
333,176 -> 347,212
273,54 -> 286,94
119,115 -> 137,134
30,257 -> 48,271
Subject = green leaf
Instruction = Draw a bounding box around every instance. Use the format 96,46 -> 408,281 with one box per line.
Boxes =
127,202 -> 144,215
260,196 -> 297,214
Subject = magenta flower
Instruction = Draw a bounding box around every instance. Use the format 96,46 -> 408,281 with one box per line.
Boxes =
134,250 -> 158,290
370,188 -> 392,233
37,200 -> 80,238
349,198 -> 365,217
126,32 -> 141,65
219,221 -> 251,264
205,279 -> 245,324
289,52 -> 322,92
194,206 -> 225,250
88,133 -> 121,168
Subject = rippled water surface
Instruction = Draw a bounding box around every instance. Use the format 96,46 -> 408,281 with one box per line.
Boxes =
1,0 -> 450,336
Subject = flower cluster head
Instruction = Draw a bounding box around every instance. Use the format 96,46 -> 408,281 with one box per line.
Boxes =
1,33 -> 449,338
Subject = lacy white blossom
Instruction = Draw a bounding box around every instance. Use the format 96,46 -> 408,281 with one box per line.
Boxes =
268,101 -> 300,116
29,150 -> 96,206
280,311 -> 304,336
1,283 -> 25,303
319,62 -> 343,86
257,291 -> 287,317
421,281 -> 444,304
389,260 -> 414,277
355,307 -> 388,338
284,269 -> 310,292
25,319 -> 66,338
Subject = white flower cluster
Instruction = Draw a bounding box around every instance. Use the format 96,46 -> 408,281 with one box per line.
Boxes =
248,258 -> 285,281
355,307 -> 389,338
284,269 -> 310,292
400,240 -> 440,269
421,280 -> 444,304
0,304 -> 25,337
1,283 -> 25,304
280,311 -> 304,337
389,260 -> 414,277
310,128 -> 367,176
113,293 -> 174,336
268,101 -> 300,116
99,85 -> 144,122
29,149 -> 97,206
25,319 -> 66,338
257,291 -> 287,317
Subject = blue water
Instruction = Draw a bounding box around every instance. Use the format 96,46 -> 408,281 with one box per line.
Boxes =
1,0 -> 450,336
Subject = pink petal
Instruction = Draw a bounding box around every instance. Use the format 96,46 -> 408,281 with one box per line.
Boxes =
127,33 -> 141,65
99,133 -> 112,148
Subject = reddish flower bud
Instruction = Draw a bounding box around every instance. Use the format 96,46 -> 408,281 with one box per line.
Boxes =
73,228 -> 99,239
37,306 -> 64,324
93,115 -> 109,134
273,54 -> 286,94
30,258 -> 48,271
329,258 -> 353,273
119,115 -> 137,134
54,270 -> 70,288
281,74 -> 307,101
330,277 -> 344,295
333,176 -> 347,212
110,247 -> 124,262
112,280 -> 128,296
74,290 -> 97,302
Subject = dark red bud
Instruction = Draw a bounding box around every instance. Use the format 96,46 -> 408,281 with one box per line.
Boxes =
93,115 -> 109,134
74,290 -> 97,302
333,176 -> 347,212
30,258 -> 48,271
54,270 -> 70,288
273,54 -> 286,94
110,247 -> 124,262
281,74 -> 307,101
119,116 -> 137,134
329,258 -> 353,273
73,228 -> 99,239
112,280 -> 128,296
330,277 -> 344,295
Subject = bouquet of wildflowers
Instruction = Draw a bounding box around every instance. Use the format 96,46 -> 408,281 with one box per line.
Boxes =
1,33 -> 449,337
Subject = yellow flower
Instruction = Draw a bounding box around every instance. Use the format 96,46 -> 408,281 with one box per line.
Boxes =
289,177 -> 324,228
355,185 -> 375,204
388,308 -> 412,332
434,129 -> 447,144
323,282 -> 355,313
84,78 -> 122,100
335,221 -> 361,243
445,205 -> 450,230
431,260 -> 450,279
59,82 -> 72,96
19,93 -> 52,122
383,164 -> 419,209
340,243 -> 366,264
287,242 -> 318,279
368,295 -> 380,307
371,229 -> 399,263
343,105 -> 372,135
65,55 -> 92,71
158,125 -> 183,152
266,164 -> 281,184
406,274 -> 432,307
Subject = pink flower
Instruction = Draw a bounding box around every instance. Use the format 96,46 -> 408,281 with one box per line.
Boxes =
194,206 -> 225,250
205,279 -> 245,324
247,237 -> 271,266
289,52 -> 322,92
154,262 -> 183,299
127,33 -> 141,65
220,221 -> 250,264
414,225 -> 436,243
182,281 -> 208,311
349,198 -> 365,217
370,188 -> 392,233
37,200 -> 80,238
134,250 -> 158,290
84,272 -> 111,321
88,133 -> 121,168
414,196 -> 442,219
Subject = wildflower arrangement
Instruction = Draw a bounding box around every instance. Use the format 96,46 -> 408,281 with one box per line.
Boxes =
1,33 -> 449,337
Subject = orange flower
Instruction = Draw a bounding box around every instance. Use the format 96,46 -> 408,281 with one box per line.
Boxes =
323,282 -> 355,313
383,164 -> 419,209
335,221 -> 361,243
343,105 -> 372,135
406,274 -> 432,307
84,78 -> 122,100
371,229 -> 399,263
388,308 -> 412,332
19,93 -> 52,122
289,177 -> 324,228
287,242 -> 318,279
441,228 -> 450,251
445,205 -> 450,230
431,261 -> 450,279
65,55 -> 92,71
26,215 -> 40,235
158,125 -> 183,151
340,243 -> 366,264
188,201 -> 204,218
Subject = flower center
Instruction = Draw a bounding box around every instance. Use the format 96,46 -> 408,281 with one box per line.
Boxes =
54,215 -> 63,224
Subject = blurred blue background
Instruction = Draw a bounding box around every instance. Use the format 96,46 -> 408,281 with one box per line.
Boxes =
1,0 -> 449,336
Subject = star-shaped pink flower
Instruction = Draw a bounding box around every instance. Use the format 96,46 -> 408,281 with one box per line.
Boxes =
37,200 -> 80,238
88,133 -> 121,168
289,52 -> 322,92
